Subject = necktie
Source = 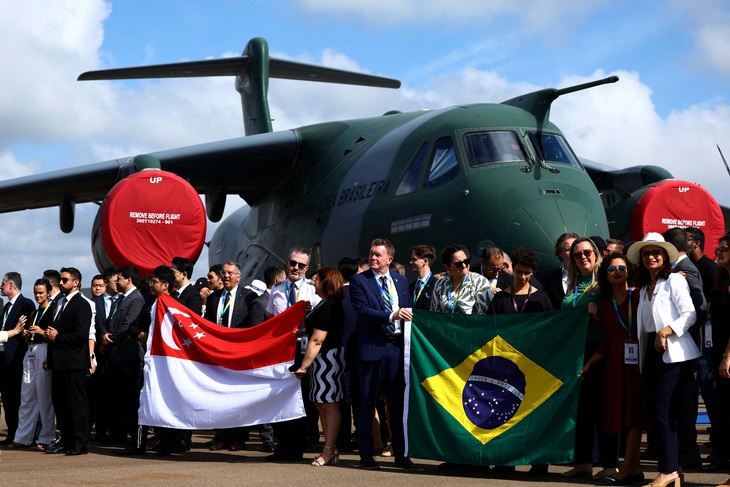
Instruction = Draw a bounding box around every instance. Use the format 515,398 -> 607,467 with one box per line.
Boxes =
414,279 -> 423,301
172,290 -> 180,299
380,276 -> 393,312
220,291 -> 231,326
110,294 -> 125,318
2,302 -> 10,331
54,297 -> 67,324
288,283 -> 297,307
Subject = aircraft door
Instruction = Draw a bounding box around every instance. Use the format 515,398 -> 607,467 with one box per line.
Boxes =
363,135 -> 467,257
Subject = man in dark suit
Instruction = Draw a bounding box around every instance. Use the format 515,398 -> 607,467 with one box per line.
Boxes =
171,256 -> 203,315
350,238 -> 414,470
0,272 -> 35,444
155,258 -> 203,456
663,228 -> 706,470
409,244 -> 437,310
44,267 -> 93,455
542,232 -> 579,309
99,266 -> 145,445
204,261 -> 254,329
204,260 -> 256,451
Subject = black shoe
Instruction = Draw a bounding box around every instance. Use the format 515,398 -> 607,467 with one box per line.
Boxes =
681,460 -> 703,471
265,451 -> 302,462
262,441 -> 275,453
44,443 -> 68,454
146,437 -> 161,451
704,459 -> 730,472
359,456 -> 381,470
604,472 -> 645,485
528,464 -> 549,476
65,446 -> 88,456
114,446 -> 146,456
0,438 -> 13,446
171,442 -> 188,453
48,436 -> 62,448
156,446 -> 172,457
394,456 -> 414,469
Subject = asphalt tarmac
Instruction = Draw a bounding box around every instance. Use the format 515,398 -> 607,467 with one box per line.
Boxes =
1,427 -> 728,487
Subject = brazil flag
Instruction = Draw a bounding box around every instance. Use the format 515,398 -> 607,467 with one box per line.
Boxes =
405,307 -> 588,466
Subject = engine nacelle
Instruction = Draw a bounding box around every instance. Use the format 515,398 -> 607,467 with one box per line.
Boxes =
91,170 -> 207,275
606,179 -> 725,249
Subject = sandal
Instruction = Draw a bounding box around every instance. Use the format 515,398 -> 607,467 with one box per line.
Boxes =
312,445 -> 339,466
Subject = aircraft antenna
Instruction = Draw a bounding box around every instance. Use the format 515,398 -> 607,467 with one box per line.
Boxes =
718,144 -> 730,176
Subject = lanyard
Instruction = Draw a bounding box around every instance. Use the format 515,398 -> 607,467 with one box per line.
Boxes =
306,297 -> 328,317
219,292 -> 232,324
572,282 -> 591,308
447,275 -> 469,314
413,272 -> 431,303
285,281 -> 302,307
31,305 -> 50,341
511,285 -> 533,314
612,288 -> 633,334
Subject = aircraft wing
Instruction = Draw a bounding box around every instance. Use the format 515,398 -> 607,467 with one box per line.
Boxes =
0,129 -> 301,213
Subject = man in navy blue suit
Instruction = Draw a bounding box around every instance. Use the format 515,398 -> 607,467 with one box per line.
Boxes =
349,238 -> 414,470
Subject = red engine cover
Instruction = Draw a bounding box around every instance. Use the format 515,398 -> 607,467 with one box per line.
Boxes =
630,180 -> 724,253
100,170 -> 206,275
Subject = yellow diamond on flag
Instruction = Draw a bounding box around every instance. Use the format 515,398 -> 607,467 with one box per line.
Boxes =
421,335 -> 563,445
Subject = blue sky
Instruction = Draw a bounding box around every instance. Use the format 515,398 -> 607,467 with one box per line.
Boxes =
0,0 -> 728,285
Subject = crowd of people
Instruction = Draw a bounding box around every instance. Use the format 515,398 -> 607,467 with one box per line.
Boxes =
1,228 -> 730,487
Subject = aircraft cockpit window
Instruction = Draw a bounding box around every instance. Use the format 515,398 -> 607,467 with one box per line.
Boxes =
395,142 -> 428,196
528,132 -> 581,167
464,131 -> 527,167
424,136 -> 459,189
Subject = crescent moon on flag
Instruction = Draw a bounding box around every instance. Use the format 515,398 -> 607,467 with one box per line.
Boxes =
161,312 -> 181,351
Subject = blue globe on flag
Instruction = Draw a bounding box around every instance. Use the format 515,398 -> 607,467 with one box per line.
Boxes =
462,356 -> 526,429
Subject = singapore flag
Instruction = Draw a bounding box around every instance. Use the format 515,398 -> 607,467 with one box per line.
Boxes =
138,294 -> 306,430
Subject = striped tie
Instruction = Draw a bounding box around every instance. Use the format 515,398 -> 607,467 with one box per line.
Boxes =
380,276 -> 393,312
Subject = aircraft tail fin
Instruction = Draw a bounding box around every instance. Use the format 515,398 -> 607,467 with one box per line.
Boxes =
501,75 -> 618,125
79,37 -> 400,136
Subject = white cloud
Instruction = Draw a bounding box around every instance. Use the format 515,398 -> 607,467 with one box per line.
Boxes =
299,0 -> 605,31
673,0 -> 730,77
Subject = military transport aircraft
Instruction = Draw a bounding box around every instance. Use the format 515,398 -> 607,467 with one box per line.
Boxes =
0,37 -> 723,280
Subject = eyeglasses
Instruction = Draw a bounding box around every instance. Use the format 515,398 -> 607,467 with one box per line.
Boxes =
60,277 -> 70,283
451,259 -> 470,269
716,246 -> 729,255
607,265 -> 627,273
289,260 -> 308,270
641,249 -> 663,259
220,270 -> 240,276
484,263 -> 506,273
573,249 -> 593,259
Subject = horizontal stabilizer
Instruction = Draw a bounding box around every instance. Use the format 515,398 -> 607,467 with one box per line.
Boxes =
79,56 -> 401,89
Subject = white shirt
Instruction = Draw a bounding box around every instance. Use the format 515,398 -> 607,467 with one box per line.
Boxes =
266,278 -> 321,316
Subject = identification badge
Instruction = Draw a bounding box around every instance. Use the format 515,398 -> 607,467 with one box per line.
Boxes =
705,322 -> 713,348
299,336 -> 309,354
624,341 -> 639,365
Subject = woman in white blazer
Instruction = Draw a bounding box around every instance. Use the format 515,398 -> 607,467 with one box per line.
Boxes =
628,233 -> 699,487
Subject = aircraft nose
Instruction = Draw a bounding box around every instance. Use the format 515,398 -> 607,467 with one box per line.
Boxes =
506,197 -> 606,270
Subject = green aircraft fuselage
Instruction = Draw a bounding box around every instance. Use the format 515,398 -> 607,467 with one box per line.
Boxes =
210,102 -> 608,281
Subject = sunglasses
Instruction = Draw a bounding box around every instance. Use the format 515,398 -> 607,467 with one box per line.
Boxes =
289,260 -> 308,270
716,246 -> 729,255
60,277 -> 70,283
573,249 -> 593,259
607,265 -> 627,273
641,249 -> 663,259
451,259 -> 470,269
